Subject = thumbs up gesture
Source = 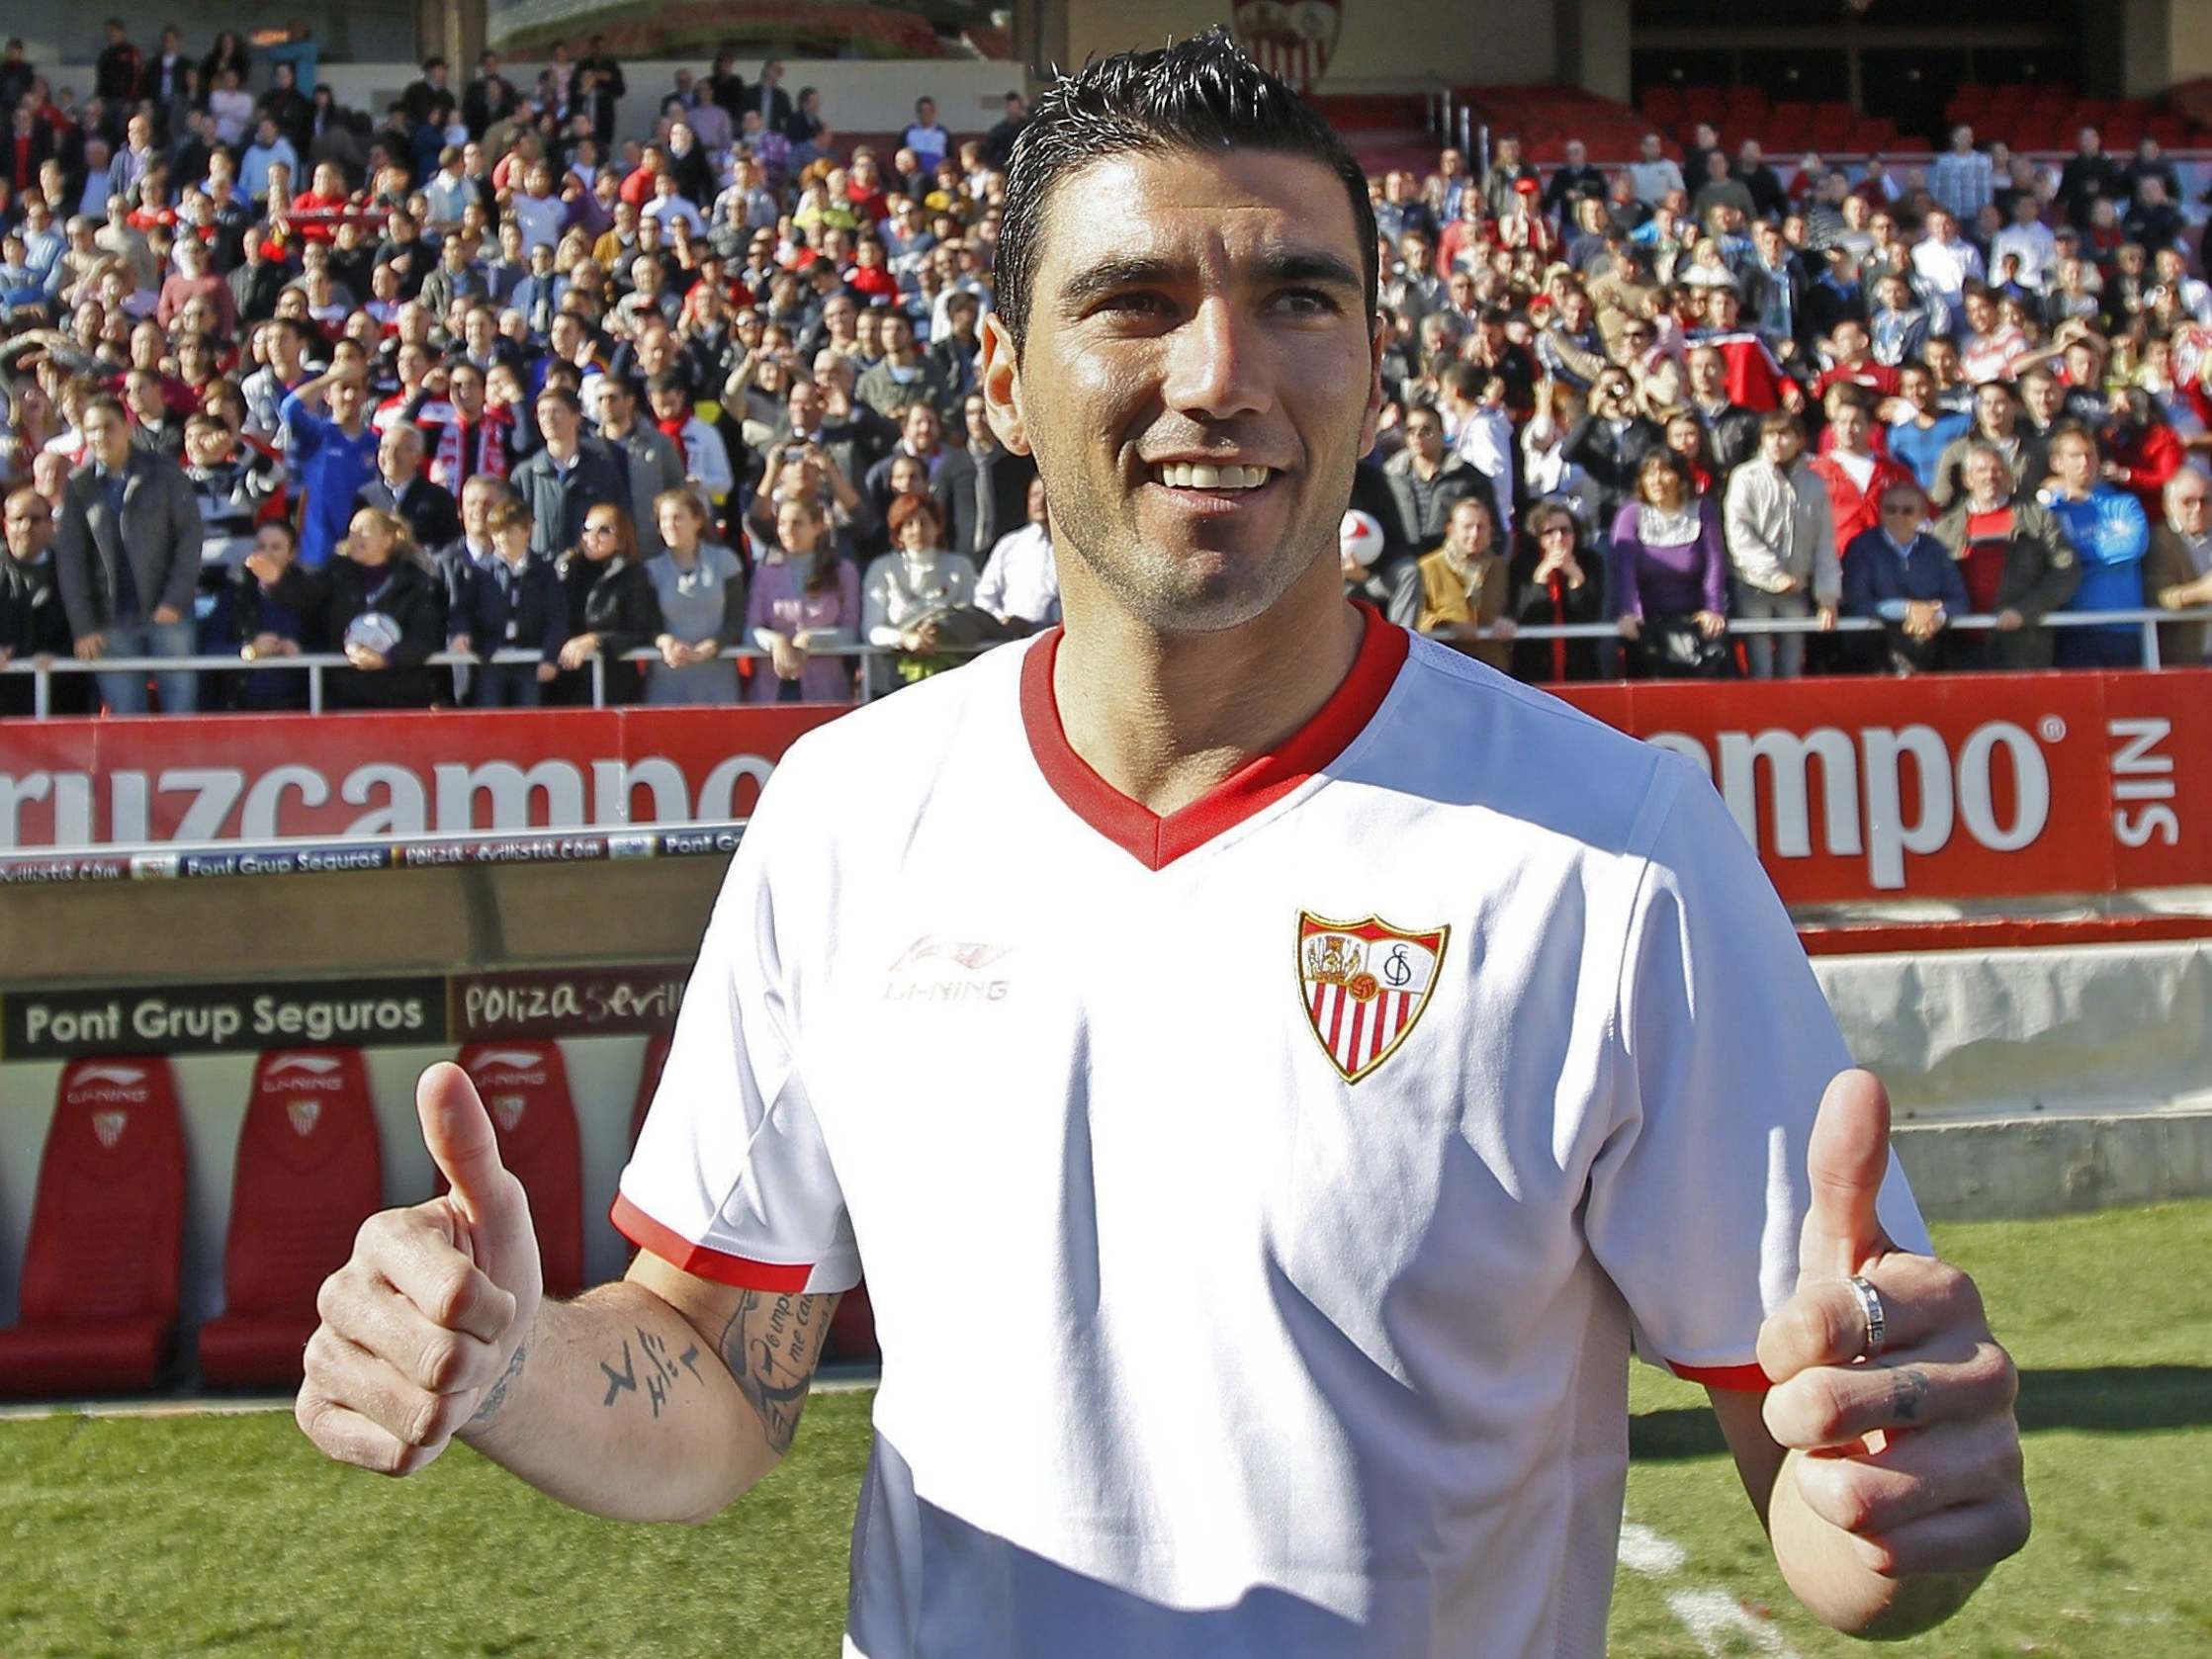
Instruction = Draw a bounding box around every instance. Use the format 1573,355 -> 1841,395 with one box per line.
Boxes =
1754,1070 -> 2030,1584
297,1063 -> 544,1476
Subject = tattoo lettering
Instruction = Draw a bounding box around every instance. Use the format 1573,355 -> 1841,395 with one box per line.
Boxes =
717,1290 -> 840,1455
600,1327 -> 711,1418
1891,1365 -> 1932,1424
601,1341 -> 639,1408
467,1339 -> 529,1430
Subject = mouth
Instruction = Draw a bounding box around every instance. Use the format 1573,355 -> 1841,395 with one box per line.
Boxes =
1141,461 -> 1283,511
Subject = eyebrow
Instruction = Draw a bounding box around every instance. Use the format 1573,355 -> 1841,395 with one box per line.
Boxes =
1056,246 -> 1366,317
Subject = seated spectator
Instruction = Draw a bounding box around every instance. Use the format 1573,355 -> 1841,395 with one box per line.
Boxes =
1414,494 -> 1513,672
644,487 -> 746,704
1723,413 -> 1838,680
1843,480 -> 1970,674
1930,442 -> 2080,671
1609,448 -> 1730,678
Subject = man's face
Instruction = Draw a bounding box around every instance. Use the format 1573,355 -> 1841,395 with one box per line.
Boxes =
2171,473 -> 2211,537
380,428 -> 418,483
904,402 -> 940,452
1830,403 -> 1868,453
1688,349 -> 1725,399
2052,437 -> 2095,491
1761,426 -> 1801,468
538,397 -> 577,445
186,421 -> 231,467
83,405 -> 132,470
1402,408 -> 1443,462
330,378 -> 364,425
1444,498 -> 1490,559
983,147 -> 1377,635
5,492 -> 53,560
1976,386 -> 2016,433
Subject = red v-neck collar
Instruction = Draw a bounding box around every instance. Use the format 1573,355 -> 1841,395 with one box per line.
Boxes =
1019,602 -> 1409,871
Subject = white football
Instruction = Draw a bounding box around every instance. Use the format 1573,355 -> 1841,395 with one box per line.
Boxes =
1340,508 -> 1387,568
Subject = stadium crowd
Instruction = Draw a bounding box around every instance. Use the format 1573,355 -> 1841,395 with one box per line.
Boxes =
2,23 -> 2212,717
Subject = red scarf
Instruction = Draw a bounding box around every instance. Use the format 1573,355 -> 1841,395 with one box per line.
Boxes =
425,401 -> 512,493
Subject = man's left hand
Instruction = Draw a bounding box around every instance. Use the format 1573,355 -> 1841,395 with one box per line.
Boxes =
152,603 -> 183,626
1756,1071 -> 2029,1599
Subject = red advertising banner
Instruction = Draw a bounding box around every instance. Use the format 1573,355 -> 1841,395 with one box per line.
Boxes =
2,672 -> 2207,905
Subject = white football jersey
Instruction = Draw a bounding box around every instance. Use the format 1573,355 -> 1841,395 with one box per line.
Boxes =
617,607 -> 1929,1659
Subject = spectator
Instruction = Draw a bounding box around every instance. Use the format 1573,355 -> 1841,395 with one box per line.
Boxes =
511,386 -> 630,559
1809,388 -> 1913,565
2148,466 -> 2212,665
1690,150 -> 1753,225
1930,442 -> 2080,671
1480,138 -> 1538,221
748,490 -> 862,702
282,362 -> 381,568
2056,128 -> 2124,233
1734,140 -> 1788,222
1610,447 -> 1730,677
1929,126 -> 1995,225
1887,361 -> 1975,495
2040,425 -> 2150,667
1564,366 -> 1663,527
2,483 -> 95,715
1628,131 -> 1684,208
53,393 -> 203,713
590,376 -> 687,556
644,487 -> 746,703
451,495 -> 564,706
1385,401 -> 1487,558
1505,499 -> 1606,681
353,422 -> 461,550
1414,493 -> 1513,671
1843,480 -> 1969,674
863,489 -> 976,693
1933,381 -> 2049,507
973,475 -> 1058,635
933,391 -> 1035,564
246,502 -> 444,706
1723,413 -> 1838,679
1540,139 -> 1605,222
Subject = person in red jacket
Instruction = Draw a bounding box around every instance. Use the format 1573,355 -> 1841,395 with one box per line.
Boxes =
1808,387 -> 1913,565
2101,389 -> 2185,521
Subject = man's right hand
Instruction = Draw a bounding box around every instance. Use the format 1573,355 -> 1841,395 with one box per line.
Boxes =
73,633 -> 106,660
297,1063 -> 544,1477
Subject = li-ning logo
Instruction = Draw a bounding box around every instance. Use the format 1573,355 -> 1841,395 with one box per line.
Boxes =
885,936 -> 1013,1003
268,1053 -> 349,1093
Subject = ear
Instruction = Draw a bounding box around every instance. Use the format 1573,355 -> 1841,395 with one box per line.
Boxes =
1356,314 -> 1386,462
978,311 -> 1028,458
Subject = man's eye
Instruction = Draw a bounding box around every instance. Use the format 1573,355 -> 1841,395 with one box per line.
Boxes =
1278,289 -> 1340,315
1100,293 -> 1169,316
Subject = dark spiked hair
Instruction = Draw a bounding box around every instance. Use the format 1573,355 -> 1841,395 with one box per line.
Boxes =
994,27 -> 1376,354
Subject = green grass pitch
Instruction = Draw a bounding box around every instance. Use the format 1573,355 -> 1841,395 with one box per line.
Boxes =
4,1201 -> 2206,1656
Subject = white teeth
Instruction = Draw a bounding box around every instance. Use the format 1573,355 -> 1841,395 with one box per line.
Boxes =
1156,463 -> 1271,490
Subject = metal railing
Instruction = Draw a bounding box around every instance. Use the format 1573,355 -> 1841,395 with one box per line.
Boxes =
1,607 -> 2206,718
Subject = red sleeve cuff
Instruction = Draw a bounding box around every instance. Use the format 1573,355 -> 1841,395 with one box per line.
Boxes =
610,1192 -> 814,1292
1668,1358 -> 1772,1392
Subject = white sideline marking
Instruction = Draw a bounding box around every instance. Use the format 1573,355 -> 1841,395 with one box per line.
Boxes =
1619,1517 -> 1800,1658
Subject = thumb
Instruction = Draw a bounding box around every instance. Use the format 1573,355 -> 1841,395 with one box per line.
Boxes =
1798,1067 -> 1897,1284
417,1061 -> 524,1242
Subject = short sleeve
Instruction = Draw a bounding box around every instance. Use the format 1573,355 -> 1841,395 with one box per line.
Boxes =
1585,758 -> 1930,1390
613,792 -> 859,1295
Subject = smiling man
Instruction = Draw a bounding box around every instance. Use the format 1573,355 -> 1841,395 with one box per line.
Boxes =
297,33 -> 2028,1658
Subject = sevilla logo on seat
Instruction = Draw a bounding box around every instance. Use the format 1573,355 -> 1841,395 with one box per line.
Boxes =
287,1098 -> 322,1138
92,1109 -> 130,1149
1296,912 -> 1448,1084
489,1092 -> 528,1133
1232,0 -> 1342,93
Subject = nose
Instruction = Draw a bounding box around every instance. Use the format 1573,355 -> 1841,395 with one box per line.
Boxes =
1160,293 -> 1271,425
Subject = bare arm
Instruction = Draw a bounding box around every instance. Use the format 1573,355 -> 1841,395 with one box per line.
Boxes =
457,1261 -> 840,1524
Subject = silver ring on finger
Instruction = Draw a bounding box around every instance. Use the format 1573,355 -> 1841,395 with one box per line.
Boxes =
1847,1273 -> 1887,1362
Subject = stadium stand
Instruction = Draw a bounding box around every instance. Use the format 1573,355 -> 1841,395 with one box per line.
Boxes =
197,1047 -> 383,1388
0,1056 -> 186,1395
456,1042 -> 584,1298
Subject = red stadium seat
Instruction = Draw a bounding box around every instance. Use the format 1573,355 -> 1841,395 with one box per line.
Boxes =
631,1030 -> 672,1150
457,1042 -> 584,1297
0,1058 -> 186,1396
197,1049 -> 384,1388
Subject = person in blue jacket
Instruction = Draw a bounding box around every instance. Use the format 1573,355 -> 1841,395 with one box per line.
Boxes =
1842,480 -> 1970,674
452,495 -> 567,707
2040,424 -> 2149,667
281,360 -> 381,569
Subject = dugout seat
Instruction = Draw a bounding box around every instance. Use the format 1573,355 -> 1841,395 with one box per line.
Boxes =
197,1049 -> 383,1388
0,1057 -> 186,1396
630,1031 -> 673,1150
456,1043 -> 584,1297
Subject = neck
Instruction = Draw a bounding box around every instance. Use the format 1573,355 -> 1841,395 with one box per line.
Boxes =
1051,551 -> 1364,819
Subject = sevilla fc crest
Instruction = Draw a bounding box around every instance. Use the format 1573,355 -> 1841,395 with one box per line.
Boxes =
1232,0 -> 1342,93
1297,912 -> 1448,1084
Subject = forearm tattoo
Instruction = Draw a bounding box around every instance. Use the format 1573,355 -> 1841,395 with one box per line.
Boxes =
717,1290 -> 840,1455
467,1340 -> 529,1429
599,1325 -> 707,1418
